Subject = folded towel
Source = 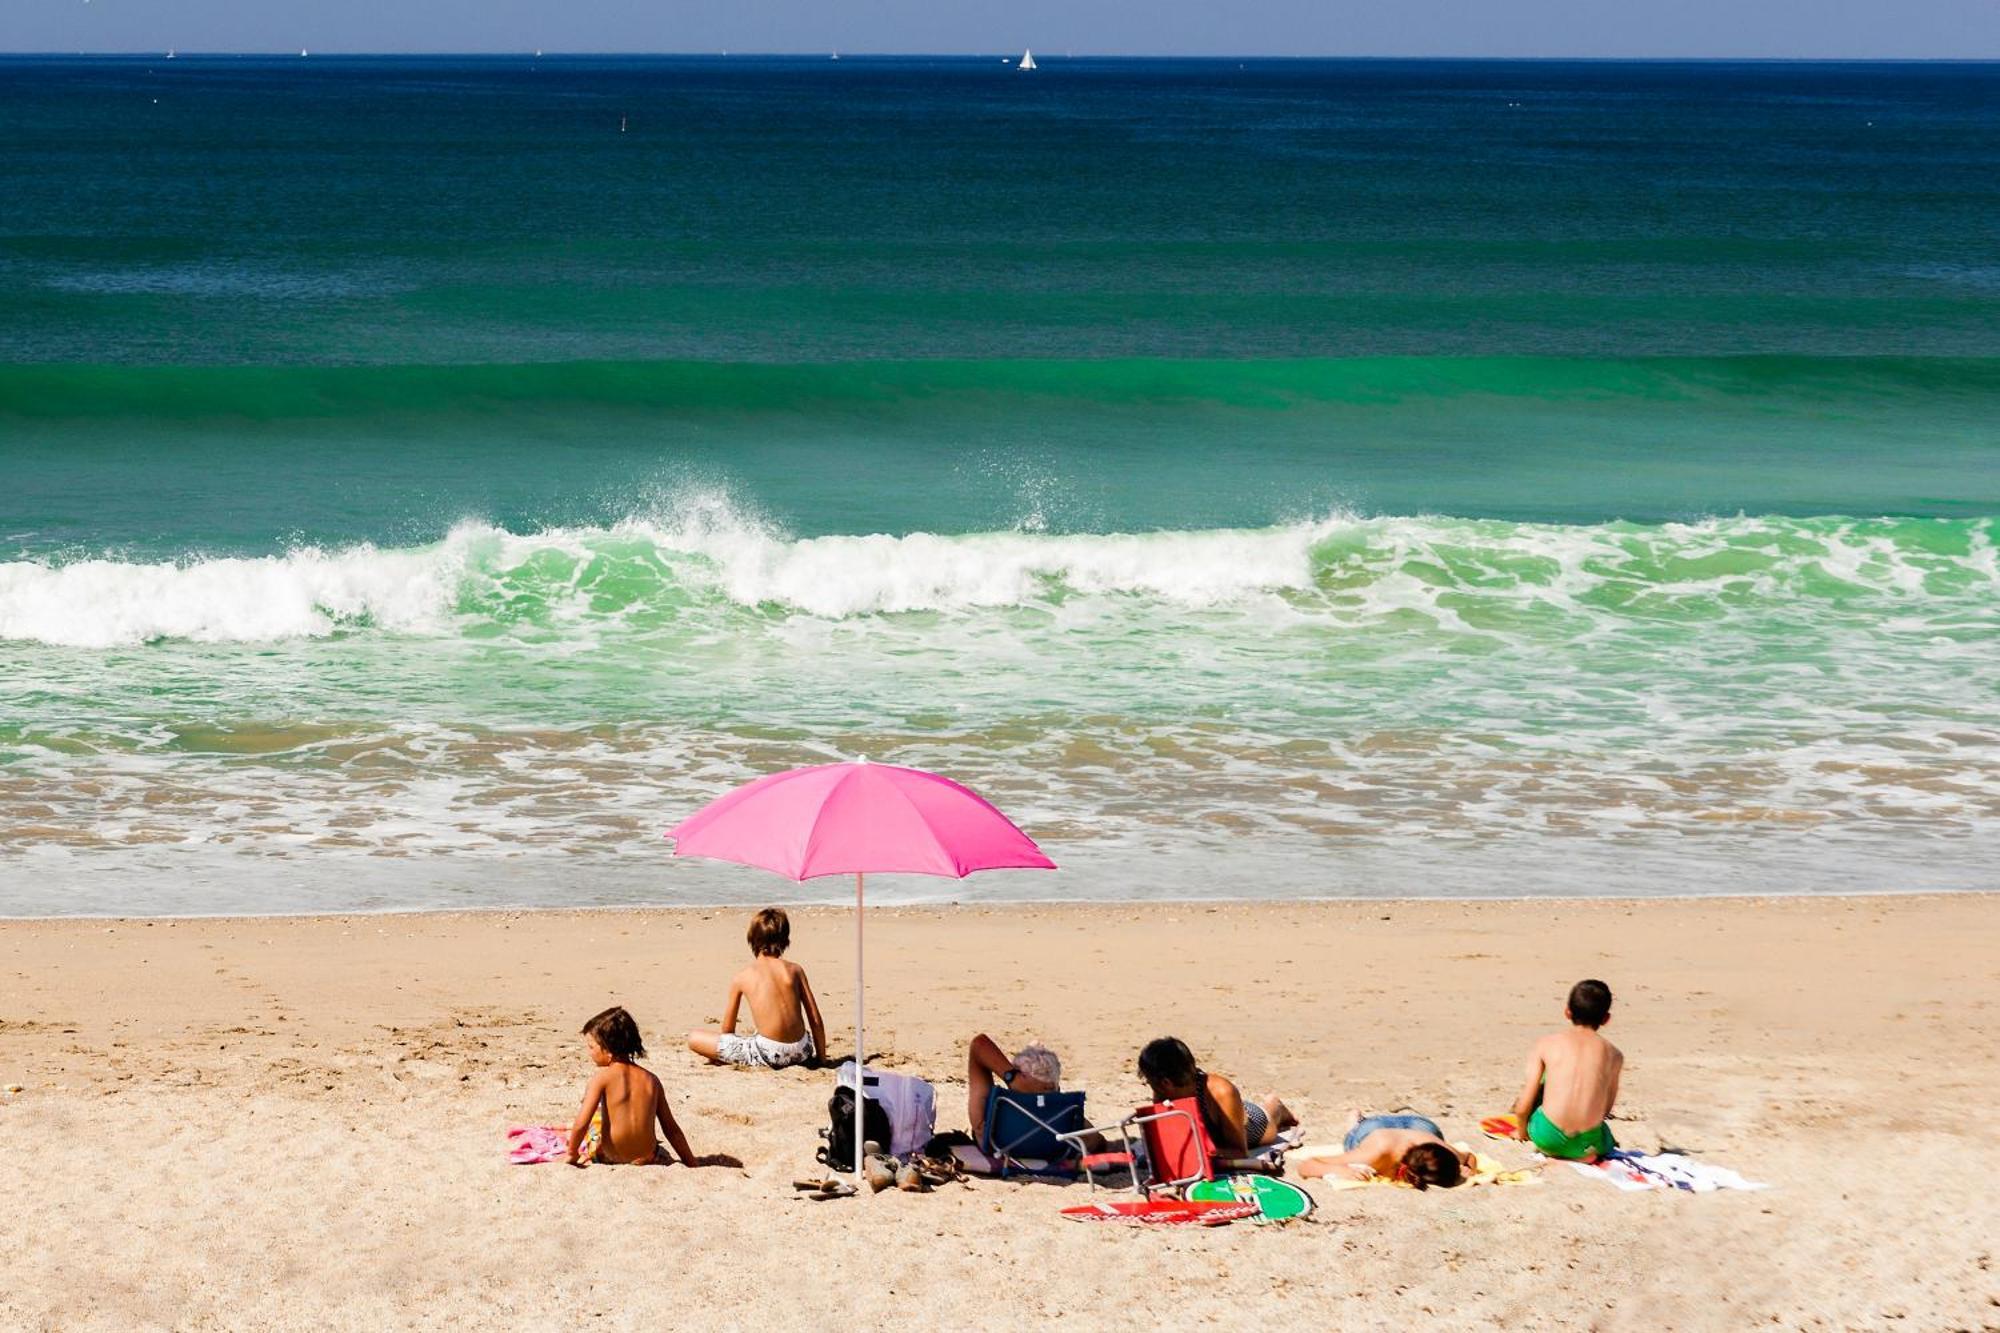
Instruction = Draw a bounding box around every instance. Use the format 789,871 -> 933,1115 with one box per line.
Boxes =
1563,1150 -> 1766,1193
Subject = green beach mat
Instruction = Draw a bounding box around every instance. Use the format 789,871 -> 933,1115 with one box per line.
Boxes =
1188,1175 -> 1314,1222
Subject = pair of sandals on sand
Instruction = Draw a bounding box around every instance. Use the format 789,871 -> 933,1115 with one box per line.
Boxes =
794,1139 -> 968,1199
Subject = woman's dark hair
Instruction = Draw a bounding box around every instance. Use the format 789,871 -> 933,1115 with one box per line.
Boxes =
1567,978 -> 1613,1029
1137,1036 -> 1197,1089
1137,1037 -> 1227,1145
748,907 -> 791,958
1400,1142 -> 1463,1191
583,1006 -> 646,1061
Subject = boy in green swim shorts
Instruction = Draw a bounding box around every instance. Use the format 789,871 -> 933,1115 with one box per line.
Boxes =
1509,978 -> 1623,1162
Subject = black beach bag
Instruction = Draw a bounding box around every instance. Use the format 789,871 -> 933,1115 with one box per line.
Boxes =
817,1084 -> 893,1172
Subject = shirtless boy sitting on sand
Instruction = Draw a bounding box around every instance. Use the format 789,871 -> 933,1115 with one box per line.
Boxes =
567,1006 -> 699,1166
1297,1112 -> 1472,1189
1509,977 -> 1623,1161
687,907 -> 827,1070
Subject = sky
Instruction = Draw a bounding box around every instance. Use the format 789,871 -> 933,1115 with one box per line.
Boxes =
6,0 -> 1999,59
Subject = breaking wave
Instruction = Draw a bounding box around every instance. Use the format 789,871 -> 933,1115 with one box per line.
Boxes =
2,496 -> 1994,648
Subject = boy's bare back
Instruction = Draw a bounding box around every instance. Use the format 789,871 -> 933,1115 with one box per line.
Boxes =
571,1006 -> 697,1167
688,910 -> 826,1068
589,1061 -> 670,1164
733,956 -> 811,1042
1534,1026 -> 1623,1133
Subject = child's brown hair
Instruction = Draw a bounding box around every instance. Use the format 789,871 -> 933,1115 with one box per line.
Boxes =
1567,978 -> 1613,1029
1400,1142 -> 1463,1190
747,907 -> 791,957
583,1006 -> 646,1061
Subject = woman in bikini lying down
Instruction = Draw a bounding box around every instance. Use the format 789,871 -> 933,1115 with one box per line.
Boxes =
1297,1110 -> 1471,1188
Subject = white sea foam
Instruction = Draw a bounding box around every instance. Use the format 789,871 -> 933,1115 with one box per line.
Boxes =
675,521 -> 1333,616
0,502 -> 1992,648
0,499 -> 1345,645
0,541 -> 463,647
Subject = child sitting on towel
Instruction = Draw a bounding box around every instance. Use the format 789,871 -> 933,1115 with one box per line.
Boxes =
567,1006 -> 699,1166
1297,1112 -> 1471,1188
1507,978 -> 1623,1161
687,907 -> 828,1070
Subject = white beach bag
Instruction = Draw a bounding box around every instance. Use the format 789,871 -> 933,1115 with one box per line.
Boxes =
836,1061 -> 936,1159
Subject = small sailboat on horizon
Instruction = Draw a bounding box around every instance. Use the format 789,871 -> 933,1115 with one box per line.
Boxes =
1019,49 -> 1037,71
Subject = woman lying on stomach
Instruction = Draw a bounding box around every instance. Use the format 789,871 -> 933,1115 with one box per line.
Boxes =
1296,1111 -> 1471,1189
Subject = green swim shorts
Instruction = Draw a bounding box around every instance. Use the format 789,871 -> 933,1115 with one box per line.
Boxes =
1527,1106 -> 1615,1159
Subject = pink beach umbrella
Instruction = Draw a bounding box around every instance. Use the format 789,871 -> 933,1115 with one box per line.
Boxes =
665,760 -> 1055,1186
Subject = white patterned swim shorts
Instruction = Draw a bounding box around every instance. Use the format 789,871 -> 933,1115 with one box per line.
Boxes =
716,1030 -> 815,1069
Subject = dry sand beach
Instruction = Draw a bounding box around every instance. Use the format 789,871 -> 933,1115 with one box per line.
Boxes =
2,894 -> 1996,1331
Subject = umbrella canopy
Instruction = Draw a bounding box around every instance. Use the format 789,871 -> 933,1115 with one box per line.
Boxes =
665,760 -> 1054,1191
666,761 -> 1055,881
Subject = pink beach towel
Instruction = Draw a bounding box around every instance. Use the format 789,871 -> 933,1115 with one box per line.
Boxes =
507,1125 -> 574,1165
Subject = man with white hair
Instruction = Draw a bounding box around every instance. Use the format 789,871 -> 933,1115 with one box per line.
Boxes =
966,1033 -> 1063,1142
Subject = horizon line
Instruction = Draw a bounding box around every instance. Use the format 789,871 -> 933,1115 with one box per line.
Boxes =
4,51 -> 1999,64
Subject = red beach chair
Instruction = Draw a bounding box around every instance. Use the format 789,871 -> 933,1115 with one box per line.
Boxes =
1062,1097 -> 1272,1199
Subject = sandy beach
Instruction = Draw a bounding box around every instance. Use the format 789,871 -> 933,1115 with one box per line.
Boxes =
1,893 -> 1995,1330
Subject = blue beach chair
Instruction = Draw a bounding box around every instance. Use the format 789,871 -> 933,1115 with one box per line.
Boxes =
982,1087 -> 1090,1178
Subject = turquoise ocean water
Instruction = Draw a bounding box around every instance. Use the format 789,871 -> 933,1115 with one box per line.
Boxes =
2,57 -> 1997,913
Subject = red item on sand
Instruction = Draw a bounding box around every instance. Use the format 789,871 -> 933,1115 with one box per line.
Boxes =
1061,1199 -> 1260,1226
1078,1097 -> 1226,1195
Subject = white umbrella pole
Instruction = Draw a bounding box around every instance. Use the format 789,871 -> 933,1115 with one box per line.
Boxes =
856,872 -> 864,1184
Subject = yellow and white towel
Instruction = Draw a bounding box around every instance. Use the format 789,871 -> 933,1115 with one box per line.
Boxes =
1293,1142 -> 1539,1190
